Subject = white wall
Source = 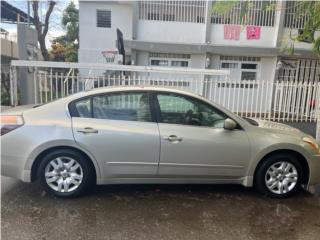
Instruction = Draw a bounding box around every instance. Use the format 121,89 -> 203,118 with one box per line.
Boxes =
79,1 -> 133,63
137,20 -> 205,44
210,25 -> 276,47
136,51 -> 149,66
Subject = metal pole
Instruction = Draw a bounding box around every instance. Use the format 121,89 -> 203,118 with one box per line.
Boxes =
317,85 -> 320,141
27,1 -> 30,26
9,67 -> 14,106
317,115 -> 320,142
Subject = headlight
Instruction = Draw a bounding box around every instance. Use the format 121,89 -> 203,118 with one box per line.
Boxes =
302,136 -> 320,154
0,115 -> 24,136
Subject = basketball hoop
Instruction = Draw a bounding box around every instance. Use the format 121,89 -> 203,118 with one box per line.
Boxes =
101,49 -> 118,63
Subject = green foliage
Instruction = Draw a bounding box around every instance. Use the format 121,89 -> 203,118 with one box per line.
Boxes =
289,1 -> 320,57
50,1 -> 79,62
65,43 -> 78,62
212,1 -> 238,14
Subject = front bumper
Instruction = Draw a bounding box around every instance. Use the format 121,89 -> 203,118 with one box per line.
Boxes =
305,153 -> 320,194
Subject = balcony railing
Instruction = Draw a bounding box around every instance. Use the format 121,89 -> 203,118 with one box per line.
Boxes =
138,0 -> 206,23
284,1 -> 309,29
211,0 -> 276,27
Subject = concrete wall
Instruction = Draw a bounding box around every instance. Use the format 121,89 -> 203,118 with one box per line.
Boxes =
209,25 -> 276,47
79,1 -> 133,63
17,24 -> 40,105
0,38 -> 18,59
137,20 -> 205,44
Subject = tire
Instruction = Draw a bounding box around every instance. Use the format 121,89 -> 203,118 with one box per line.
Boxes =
37,149 -> 95,198
254,153 -> 303,198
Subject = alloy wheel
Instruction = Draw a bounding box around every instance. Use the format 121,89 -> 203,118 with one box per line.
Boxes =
44,157 -> 83,193
265,161 -> 298,195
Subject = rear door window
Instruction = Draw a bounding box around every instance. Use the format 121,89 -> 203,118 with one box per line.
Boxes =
92,92 -> 152,122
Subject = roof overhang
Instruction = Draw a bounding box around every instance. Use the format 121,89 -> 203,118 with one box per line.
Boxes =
124,39 -> 317,58
1,1 -> 35,24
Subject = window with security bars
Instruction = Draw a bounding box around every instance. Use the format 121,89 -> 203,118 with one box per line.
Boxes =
220,56 -> 260,83
97,10 -> 111,28
138,1 -> 206,23
149,53 -> 191,59
211,0 -> 276,27
149,53 -> 190,68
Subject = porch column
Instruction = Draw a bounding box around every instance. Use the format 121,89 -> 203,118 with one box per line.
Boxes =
274,0 -> 286,47
17,24 -> 38,104
204,0 -> 213,44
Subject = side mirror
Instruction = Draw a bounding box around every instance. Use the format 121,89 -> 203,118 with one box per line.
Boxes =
224,118 -> 237,130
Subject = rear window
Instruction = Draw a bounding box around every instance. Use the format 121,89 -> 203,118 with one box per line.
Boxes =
70,92 -> 152,122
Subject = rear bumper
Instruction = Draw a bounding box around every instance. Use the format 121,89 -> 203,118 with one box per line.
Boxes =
1,154 -> 31,182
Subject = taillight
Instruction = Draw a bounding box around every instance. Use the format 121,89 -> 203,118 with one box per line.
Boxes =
0,115 -> 24,136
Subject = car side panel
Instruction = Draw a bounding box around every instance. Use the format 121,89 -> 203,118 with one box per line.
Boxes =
1,104 -> 77,182
72,117 -> 160,178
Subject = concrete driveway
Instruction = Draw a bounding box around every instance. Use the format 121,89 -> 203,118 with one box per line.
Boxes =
1,176 -> 320,240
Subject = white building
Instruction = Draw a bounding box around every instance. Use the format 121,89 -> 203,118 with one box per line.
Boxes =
78,0 -> 319,85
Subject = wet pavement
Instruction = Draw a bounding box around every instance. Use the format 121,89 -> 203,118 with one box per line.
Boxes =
1,176 -> 320,240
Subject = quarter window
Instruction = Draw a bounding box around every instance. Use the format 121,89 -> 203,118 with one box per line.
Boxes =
156,93 -> 226,128
74,98 -> 91,118
92,92 -> 152,122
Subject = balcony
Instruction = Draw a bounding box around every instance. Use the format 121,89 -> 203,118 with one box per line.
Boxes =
209,0 -> 277,47
137,0 -> 206,44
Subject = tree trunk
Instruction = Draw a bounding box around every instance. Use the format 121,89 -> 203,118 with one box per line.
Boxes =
38,35 -> 49,61
32,1 -> 56,61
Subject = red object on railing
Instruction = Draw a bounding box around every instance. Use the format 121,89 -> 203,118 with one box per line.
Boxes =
310,99 -> 316,108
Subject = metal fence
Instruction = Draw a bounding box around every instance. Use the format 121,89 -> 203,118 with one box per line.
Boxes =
9,60 -> 320,124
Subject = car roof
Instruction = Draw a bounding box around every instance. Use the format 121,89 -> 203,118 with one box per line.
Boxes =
67,86 -> 203,101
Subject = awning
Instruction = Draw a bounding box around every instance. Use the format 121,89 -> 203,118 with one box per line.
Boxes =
1,1 -> 34,24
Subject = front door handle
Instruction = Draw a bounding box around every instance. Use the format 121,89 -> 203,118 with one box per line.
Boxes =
163,135 -> 183,142
77,127 -> 98,134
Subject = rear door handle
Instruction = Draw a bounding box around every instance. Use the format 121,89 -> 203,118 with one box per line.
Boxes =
163,135 -> 183,142
77,127 -> 98,134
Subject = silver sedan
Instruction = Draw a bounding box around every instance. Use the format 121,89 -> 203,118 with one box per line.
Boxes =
1,86 -> 320,198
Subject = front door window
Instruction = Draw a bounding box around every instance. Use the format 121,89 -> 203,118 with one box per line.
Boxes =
156,93 -> 227,128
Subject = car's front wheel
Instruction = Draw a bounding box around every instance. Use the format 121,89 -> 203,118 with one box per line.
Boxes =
37,149 -> 95,198
255,153 -> 303,198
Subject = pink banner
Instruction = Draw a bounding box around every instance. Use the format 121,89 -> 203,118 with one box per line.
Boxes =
224,25 -> 241,40
246,26 -> 261,40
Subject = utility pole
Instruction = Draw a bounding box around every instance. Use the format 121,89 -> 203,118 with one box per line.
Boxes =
27,1 -> 30,26
317,102 -> 320,142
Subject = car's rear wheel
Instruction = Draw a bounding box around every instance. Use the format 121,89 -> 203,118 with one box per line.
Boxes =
255,153 -> 303,198
37,149 -> 95,198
